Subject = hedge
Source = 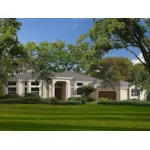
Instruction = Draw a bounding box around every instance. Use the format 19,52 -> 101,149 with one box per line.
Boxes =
57,100 -> 82,105
97,100 -> 150,106
24,93 -> 40,98
0,98 -> 23,104
2,93 -> 22,99
68,97 -> 82,101
22,97 -> 40,104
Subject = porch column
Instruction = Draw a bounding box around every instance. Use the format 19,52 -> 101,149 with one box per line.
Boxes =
66,81 -> 71,100
49,84 -> 52,98
27,81 -> 31,93
39,81 -> 42,97
52,81 -> 56,97
16,80 -> 24,96
5,86 -> 8,94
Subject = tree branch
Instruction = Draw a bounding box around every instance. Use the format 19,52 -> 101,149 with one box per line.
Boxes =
126,48 -> 146,66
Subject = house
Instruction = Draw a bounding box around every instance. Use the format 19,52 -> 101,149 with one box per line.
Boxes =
4,71 -> 146,101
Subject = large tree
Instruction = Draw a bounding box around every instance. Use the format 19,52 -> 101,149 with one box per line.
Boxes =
0,19 -> 26,96
88,57 -> 133,81
82,18 -> 150,73
131,64 -> 150,100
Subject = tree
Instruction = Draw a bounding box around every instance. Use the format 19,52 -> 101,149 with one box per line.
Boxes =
100,69 -> 117,90
32,40 -> 95,74
131,64 -> 150,100
77,85 -> 95,97
82,19 -> 150,74
88,57 -> 133,81
0,19 -> 25,95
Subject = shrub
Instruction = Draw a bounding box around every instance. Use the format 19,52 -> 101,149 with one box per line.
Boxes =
39,98 -> 49,104
24,93 -> 40,98
97,100 -> 150,106
49,97 -> 59,105
2,93 -> 22,99
86,97 -> 95,102
68,97 -> 82,101
0,85 -> 4,98
129,98 -> 139,101
57,100 -> 81,105
0,98 -> 22,104
98,97 -> 109,103
77,85 -> 95,97
22,97 -> 40,104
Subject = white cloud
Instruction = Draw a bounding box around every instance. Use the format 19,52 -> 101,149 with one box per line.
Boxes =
131,53 -> 145,65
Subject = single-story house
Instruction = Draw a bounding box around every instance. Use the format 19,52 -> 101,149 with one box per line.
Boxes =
4,71 -> 147,101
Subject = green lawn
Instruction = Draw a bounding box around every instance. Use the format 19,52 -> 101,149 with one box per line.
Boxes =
0,104 -> 150,131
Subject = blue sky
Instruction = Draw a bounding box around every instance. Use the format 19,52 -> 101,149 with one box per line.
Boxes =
17,18 -> 138,61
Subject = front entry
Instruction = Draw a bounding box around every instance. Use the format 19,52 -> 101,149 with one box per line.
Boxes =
55,81 -> 67,100
55,87 -> 62,100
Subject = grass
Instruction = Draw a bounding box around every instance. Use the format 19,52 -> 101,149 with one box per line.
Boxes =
0,104 -> 150,131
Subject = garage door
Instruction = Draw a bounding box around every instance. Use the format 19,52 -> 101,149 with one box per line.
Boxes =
98,91 -> 116,100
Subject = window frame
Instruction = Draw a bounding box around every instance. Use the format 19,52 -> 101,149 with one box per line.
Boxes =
31,87 -> 39,94
7,82 -> 16,86
8,87 -> 16,94
131,89 -> 138,97
77,83 -> 83,86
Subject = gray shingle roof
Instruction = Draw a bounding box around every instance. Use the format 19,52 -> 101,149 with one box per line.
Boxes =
7,71 -> 132,88
8,71 -> 98,82
53,71 -> 98,82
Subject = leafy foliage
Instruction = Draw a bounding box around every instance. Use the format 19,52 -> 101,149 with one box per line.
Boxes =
24,93 -> 40,98
97,100 -> 150,106
49,97 -> 59,104
82,19 -> 150,74
89,57 -> 133,81
77,85 -> 95,97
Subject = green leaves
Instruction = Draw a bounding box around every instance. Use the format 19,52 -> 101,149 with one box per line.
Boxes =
84,18 -> 150,73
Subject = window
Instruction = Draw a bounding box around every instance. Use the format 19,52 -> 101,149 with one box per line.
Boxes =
24,87 -> 27,93
7,82 -> 16,86
8,88 -> 16,94
25,82 -> 27,86
31,88 -> 39,93
77,83 -> 83,86
131,89 -> 138,96
31,82 -> 39,85
76,88 -> 82,95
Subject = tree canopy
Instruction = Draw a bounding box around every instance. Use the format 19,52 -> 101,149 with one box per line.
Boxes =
81,18 -> 150,73
88,57 -> 133,81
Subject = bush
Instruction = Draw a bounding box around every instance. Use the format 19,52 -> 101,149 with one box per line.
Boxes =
98,97 -> 109,103
0,98 -> 22,104
2,93 -> 22,99
0,85 -> 4,98
97,100 -> 150,106
68,97 -> 82,101
86,97 -> 95,102
49,97 -> 59,105
77,85 -> 95,97
39,98 -> 49,104
24,93 -> 40,98
22,97 -> 40,104
129,98 -> 139,101
57,100 -> 81,105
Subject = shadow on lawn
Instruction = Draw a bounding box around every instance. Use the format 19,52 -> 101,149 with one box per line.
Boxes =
1,115 -> 150,122
0,121 -> 150,131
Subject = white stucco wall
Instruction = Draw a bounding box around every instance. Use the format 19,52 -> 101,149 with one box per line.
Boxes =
129,85 -> 146,101
119,89 -> 128,101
